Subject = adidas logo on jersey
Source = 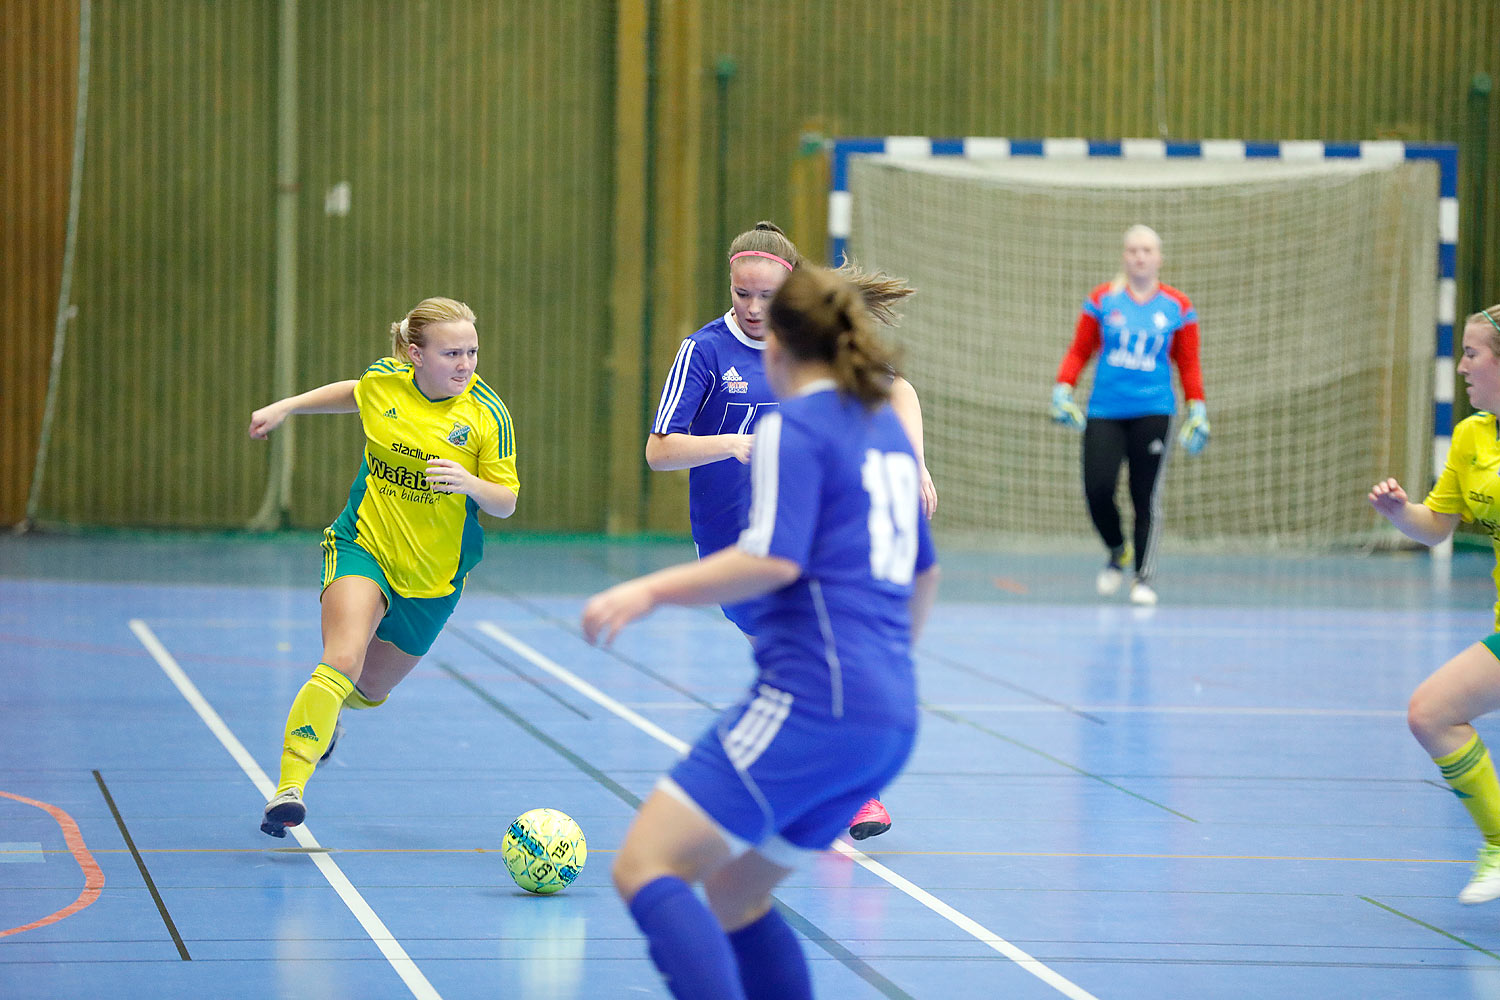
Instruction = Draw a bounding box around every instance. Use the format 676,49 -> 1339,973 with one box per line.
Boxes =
290,724 -> 318,740
383,407 -> 397,418
722,366 -> 748,394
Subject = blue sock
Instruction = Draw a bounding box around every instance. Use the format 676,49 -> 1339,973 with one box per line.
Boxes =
729,905 -> 811,1000
628,876 -> 746,1000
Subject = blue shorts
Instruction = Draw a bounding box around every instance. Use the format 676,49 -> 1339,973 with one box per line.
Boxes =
320,530 -> 463,657
661,684 -> 916,869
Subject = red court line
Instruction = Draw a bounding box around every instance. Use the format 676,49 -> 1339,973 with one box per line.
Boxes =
0,789 -> 105,937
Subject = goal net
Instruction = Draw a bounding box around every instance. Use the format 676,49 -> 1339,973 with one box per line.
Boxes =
845,152 -> 1439,550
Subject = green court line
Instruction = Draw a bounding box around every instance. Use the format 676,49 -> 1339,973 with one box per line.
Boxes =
436,661 -> 639,806
922,703 -> 1199,822
1360,896 -> 1500,962
470,595 -> 719,710
436,660 -> 917,1000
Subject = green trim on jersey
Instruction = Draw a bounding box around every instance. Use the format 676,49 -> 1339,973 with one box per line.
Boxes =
330,358 -> 520,600
1427,411 -> 1500,629
332,455 -> 371,541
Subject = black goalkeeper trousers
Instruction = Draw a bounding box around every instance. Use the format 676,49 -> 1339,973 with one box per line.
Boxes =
1080,413 -> 1171,580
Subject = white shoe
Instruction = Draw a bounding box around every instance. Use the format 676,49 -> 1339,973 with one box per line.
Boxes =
1096,565 -> 1124,596
1129,579 -> 1158,606
260,788 -> 306,839
1459,844 -> 1500,904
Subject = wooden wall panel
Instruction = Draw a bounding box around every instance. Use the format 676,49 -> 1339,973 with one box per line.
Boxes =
287,0 -> 616,533
31,1 -> 277,528
24,1 -> 615,532
696,0 -> 1498,313
8,1 -> 1496,531
1,2 -> 77,526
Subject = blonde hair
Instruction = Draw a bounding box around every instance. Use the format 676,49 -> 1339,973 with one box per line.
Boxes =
1469,303 -> 1500,354
390,297 -> 476,360
769,266 -> 897,408
1110,224 -> 1164,292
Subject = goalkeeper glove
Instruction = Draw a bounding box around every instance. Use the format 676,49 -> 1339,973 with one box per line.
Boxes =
1178,400 -> 1210,455
1050,383 -> 1085,430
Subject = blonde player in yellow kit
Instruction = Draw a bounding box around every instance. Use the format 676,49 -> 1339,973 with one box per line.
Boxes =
248,296 -> 519,837
1371,302 -> 1500,903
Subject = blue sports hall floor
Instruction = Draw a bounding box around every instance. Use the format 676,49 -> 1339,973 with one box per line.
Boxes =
4,530 -> 1500,1000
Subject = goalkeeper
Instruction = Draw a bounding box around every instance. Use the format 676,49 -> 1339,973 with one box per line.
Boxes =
1049,224 -> 1208,606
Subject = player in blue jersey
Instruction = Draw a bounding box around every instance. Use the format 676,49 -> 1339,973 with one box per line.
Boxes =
649,220 -> 934,840
1050,224 -> 1209,606
587,264 -> 940,1000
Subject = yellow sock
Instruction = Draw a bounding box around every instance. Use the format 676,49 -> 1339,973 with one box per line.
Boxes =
275,664 -> 354,796
343,685 -> 387,711
1435,734 -> 1500,846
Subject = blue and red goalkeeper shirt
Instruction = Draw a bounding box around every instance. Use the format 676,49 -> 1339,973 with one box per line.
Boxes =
1055,281 -> 1204,419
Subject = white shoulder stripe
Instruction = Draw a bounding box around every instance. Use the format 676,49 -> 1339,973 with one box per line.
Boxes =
737,412 -> 782,555
652,340 -> 697,433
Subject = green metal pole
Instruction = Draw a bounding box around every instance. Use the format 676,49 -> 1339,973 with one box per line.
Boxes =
248,0 -> 299,530
1468,72 -> 1491,317
714,56 -> 737,258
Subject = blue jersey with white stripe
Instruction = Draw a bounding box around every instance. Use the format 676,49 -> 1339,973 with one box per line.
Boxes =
651,312 -> 778,556
737,382 -> 937,727
1082,284 -> 1196,419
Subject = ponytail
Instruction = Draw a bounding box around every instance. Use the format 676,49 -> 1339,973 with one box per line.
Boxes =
769,267 -> 898,409
833,259 -> 916,327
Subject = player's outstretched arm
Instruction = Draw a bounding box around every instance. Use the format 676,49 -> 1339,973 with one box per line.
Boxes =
1368,477 -> 1459,547
645,431 -> 754,470
889,376 -> 937,518
248,380 -> 359,438
582,548 -> 799,646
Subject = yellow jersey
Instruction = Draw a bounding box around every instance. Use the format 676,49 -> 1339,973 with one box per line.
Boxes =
331,358 -> 519,599
1425,410 -> 1500,627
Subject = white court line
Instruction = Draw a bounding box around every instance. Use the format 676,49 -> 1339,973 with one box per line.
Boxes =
476,621 -> 1099,1000
128,619 -> 442,1000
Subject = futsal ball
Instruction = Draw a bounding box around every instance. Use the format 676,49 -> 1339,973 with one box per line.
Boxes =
502,808 -> 587,895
